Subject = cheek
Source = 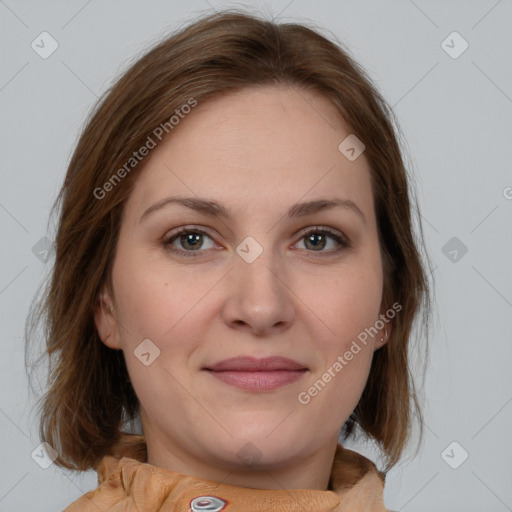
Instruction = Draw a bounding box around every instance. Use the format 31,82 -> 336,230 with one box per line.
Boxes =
298,251 -> 383,408
305,260 -> 383,345
112,247 -> 214,343
299,278 -> 378,420
111,251 -> 213,408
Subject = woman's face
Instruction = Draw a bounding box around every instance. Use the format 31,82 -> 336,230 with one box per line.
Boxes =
96,85 -> 388,472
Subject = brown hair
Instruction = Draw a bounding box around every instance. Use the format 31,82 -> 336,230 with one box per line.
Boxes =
25,8 -> 434,474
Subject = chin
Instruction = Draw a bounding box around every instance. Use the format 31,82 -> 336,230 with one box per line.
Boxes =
201,429 -> 302,469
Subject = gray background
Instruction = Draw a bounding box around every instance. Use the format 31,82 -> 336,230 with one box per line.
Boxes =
1,0 -> 511,510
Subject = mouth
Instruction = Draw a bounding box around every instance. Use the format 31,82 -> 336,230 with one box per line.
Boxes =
203,356 -> 309,391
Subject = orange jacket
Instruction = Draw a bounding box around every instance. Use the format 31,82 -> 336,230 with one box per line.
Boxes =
64,434 -> 390,511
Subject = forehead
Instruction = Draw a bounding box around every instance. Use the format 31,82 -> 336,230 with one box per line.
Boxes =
123,85 -> 374,225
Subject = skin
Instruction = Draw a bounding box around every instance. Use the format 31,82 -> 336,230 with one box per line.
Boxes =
94,84 -> 390,491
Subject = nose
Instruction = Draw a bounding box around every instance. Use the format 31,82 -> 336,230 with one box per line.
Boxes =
220,243 -> 295,337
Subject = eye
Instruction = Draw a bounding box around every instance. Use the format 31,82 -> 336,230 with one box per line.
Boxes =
163,227 -> 217,257
294,227 -> 349,255
162,226 -> 349,258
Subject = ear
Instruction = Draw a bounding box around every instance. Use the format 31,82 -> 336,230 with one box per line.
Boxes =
93,286 -> 122,350
374,310 -> 392,351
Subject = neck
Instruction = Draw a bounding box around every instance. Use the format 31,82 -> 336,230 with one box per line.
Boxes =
143,427 -> 339,491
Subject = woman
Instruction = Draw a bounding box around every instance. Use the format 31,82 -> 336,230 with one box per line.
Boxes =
25,8 -> 433,511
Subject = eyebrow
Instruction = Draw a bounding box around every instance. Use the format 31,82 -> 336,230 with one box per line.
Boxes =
139,196 -> 366,224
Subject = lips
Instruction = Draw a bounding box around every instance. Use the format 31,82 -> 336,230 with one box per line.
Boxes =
205,356 -> 307,372
204,356 -> 308,391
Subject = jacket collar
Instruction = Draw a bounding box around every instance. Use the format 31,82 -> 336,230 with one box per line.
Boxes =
67,434 -> 389,511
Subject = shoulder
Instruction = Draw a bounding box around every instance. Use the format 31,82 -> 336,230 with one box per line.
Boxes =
330,444 -> 391,512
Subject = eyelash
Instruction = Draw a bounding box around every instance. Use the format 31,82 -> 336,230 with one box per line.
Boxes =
162,226 -> 350,258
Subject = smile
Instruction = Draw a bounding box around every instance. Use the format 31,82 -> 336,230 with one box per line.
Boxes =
203,356 -> 309,391
204,369 -> 308,391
